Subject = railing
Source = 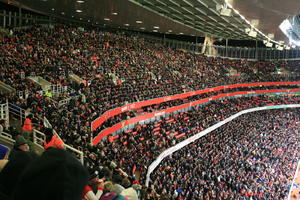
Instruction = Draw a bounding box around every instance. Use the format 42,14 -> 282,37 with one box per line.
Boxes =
58,95 -> 80,107
0,131 -> 13,139
0,131 -> 15,146
8,103 -> 26,125
64,143 -> 84,164
205,45 -> 300,60
50,84 -> 68,96
32,129 -> 45,149
91,81 -> 300,132
43,116 -> 52,128
0,102 -> 9,126
32,128 -> 84,163
1,129 -> 81,161
3,102 -> 85,164
141,34 -> 300,60
8,102 -> 45,129
43,116 -> 84,164
92,89 -> 300,145
0,7 -> 54,29
145,104 -> 300,186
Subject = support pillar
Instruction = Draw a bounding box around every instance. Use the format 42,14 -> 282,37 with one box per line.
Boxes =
255,40 -> 258,59
225,39 -> 228,57
195,37 -> 198,53
19,7 -> 22,27
202,35 -> 218,56
3,10 -> 6,28
8,11 -> 11,27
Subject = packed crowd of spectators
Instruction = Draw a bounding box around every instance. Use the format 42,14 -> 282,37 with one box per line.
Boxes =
1,25 -> 300,199
99,95 -> 300,184
1,25 -> 299,125
94,84 -> 300,134
150,109 -> 300,199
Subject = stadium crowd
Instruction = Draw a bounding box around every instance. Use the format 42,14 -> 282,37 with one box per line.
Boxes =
1,25 -> 299,132
150,109 -> 300,199
1,25 -> 300,199
99,96 -> 300,184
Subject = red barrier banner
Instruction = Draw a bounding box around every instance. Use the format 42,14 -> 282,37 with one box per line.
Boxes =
92,88 -> 300,145
91,82 -> 300,131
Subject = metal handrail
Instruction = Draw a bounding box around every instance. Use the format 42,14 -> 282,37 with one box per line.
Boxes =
32,128 -> 84,163
64,143 -> 84,164
141,33 -> 300,60
0,102 -> 9,126
0,131 -> 13,140
43,117 -> 84,164
32,129 -> 45,149
0,131 -> 15,144
5,101 -> 84,164
8,103 -> 27,124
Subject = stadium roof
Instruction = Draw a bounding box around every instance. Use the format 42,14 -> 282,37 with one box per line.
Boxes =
129,0 -> 263,41
4,0 -> 297,44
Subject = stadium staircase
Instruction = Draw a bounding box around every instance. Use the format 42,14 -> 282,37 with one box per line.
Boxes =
27,75 -> 51,91
69,73 -> 84,85
0,82 -> 16,93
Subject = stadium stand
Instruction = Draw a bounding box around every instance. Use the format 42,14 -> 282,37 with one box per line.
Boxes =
1,25 -> 300,199
150,109 -> 300,199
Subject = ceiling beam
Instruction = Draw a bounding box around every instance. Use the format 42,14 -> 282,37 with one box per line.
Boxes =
130,0 -> 263,40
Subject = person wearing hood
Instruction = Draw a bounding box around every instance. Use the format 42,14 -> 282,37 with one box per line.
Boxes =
43,128 -> 65,150
22,115 -> 33,138
9,135 -> 30,159
13,135 -> 29,152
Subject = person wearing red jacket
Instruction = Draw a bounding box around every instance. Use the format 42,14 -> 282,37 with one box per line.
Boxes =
22,115 -> 33,139
43,128 -> 65,150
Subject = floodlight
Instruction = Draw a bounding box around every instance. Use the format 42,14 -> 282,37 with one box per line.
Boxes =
280,15 -> 300,46
216,4 -> 232,17
245,28 -> 257,38
266,42 -> 273,47
276,45 -> 284,50
263,40 -> 273,47
267,33 -> 275,39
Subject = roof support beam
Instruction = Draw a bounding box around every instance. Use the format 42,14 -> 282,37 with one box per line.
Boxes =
130,0 -> 264,40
